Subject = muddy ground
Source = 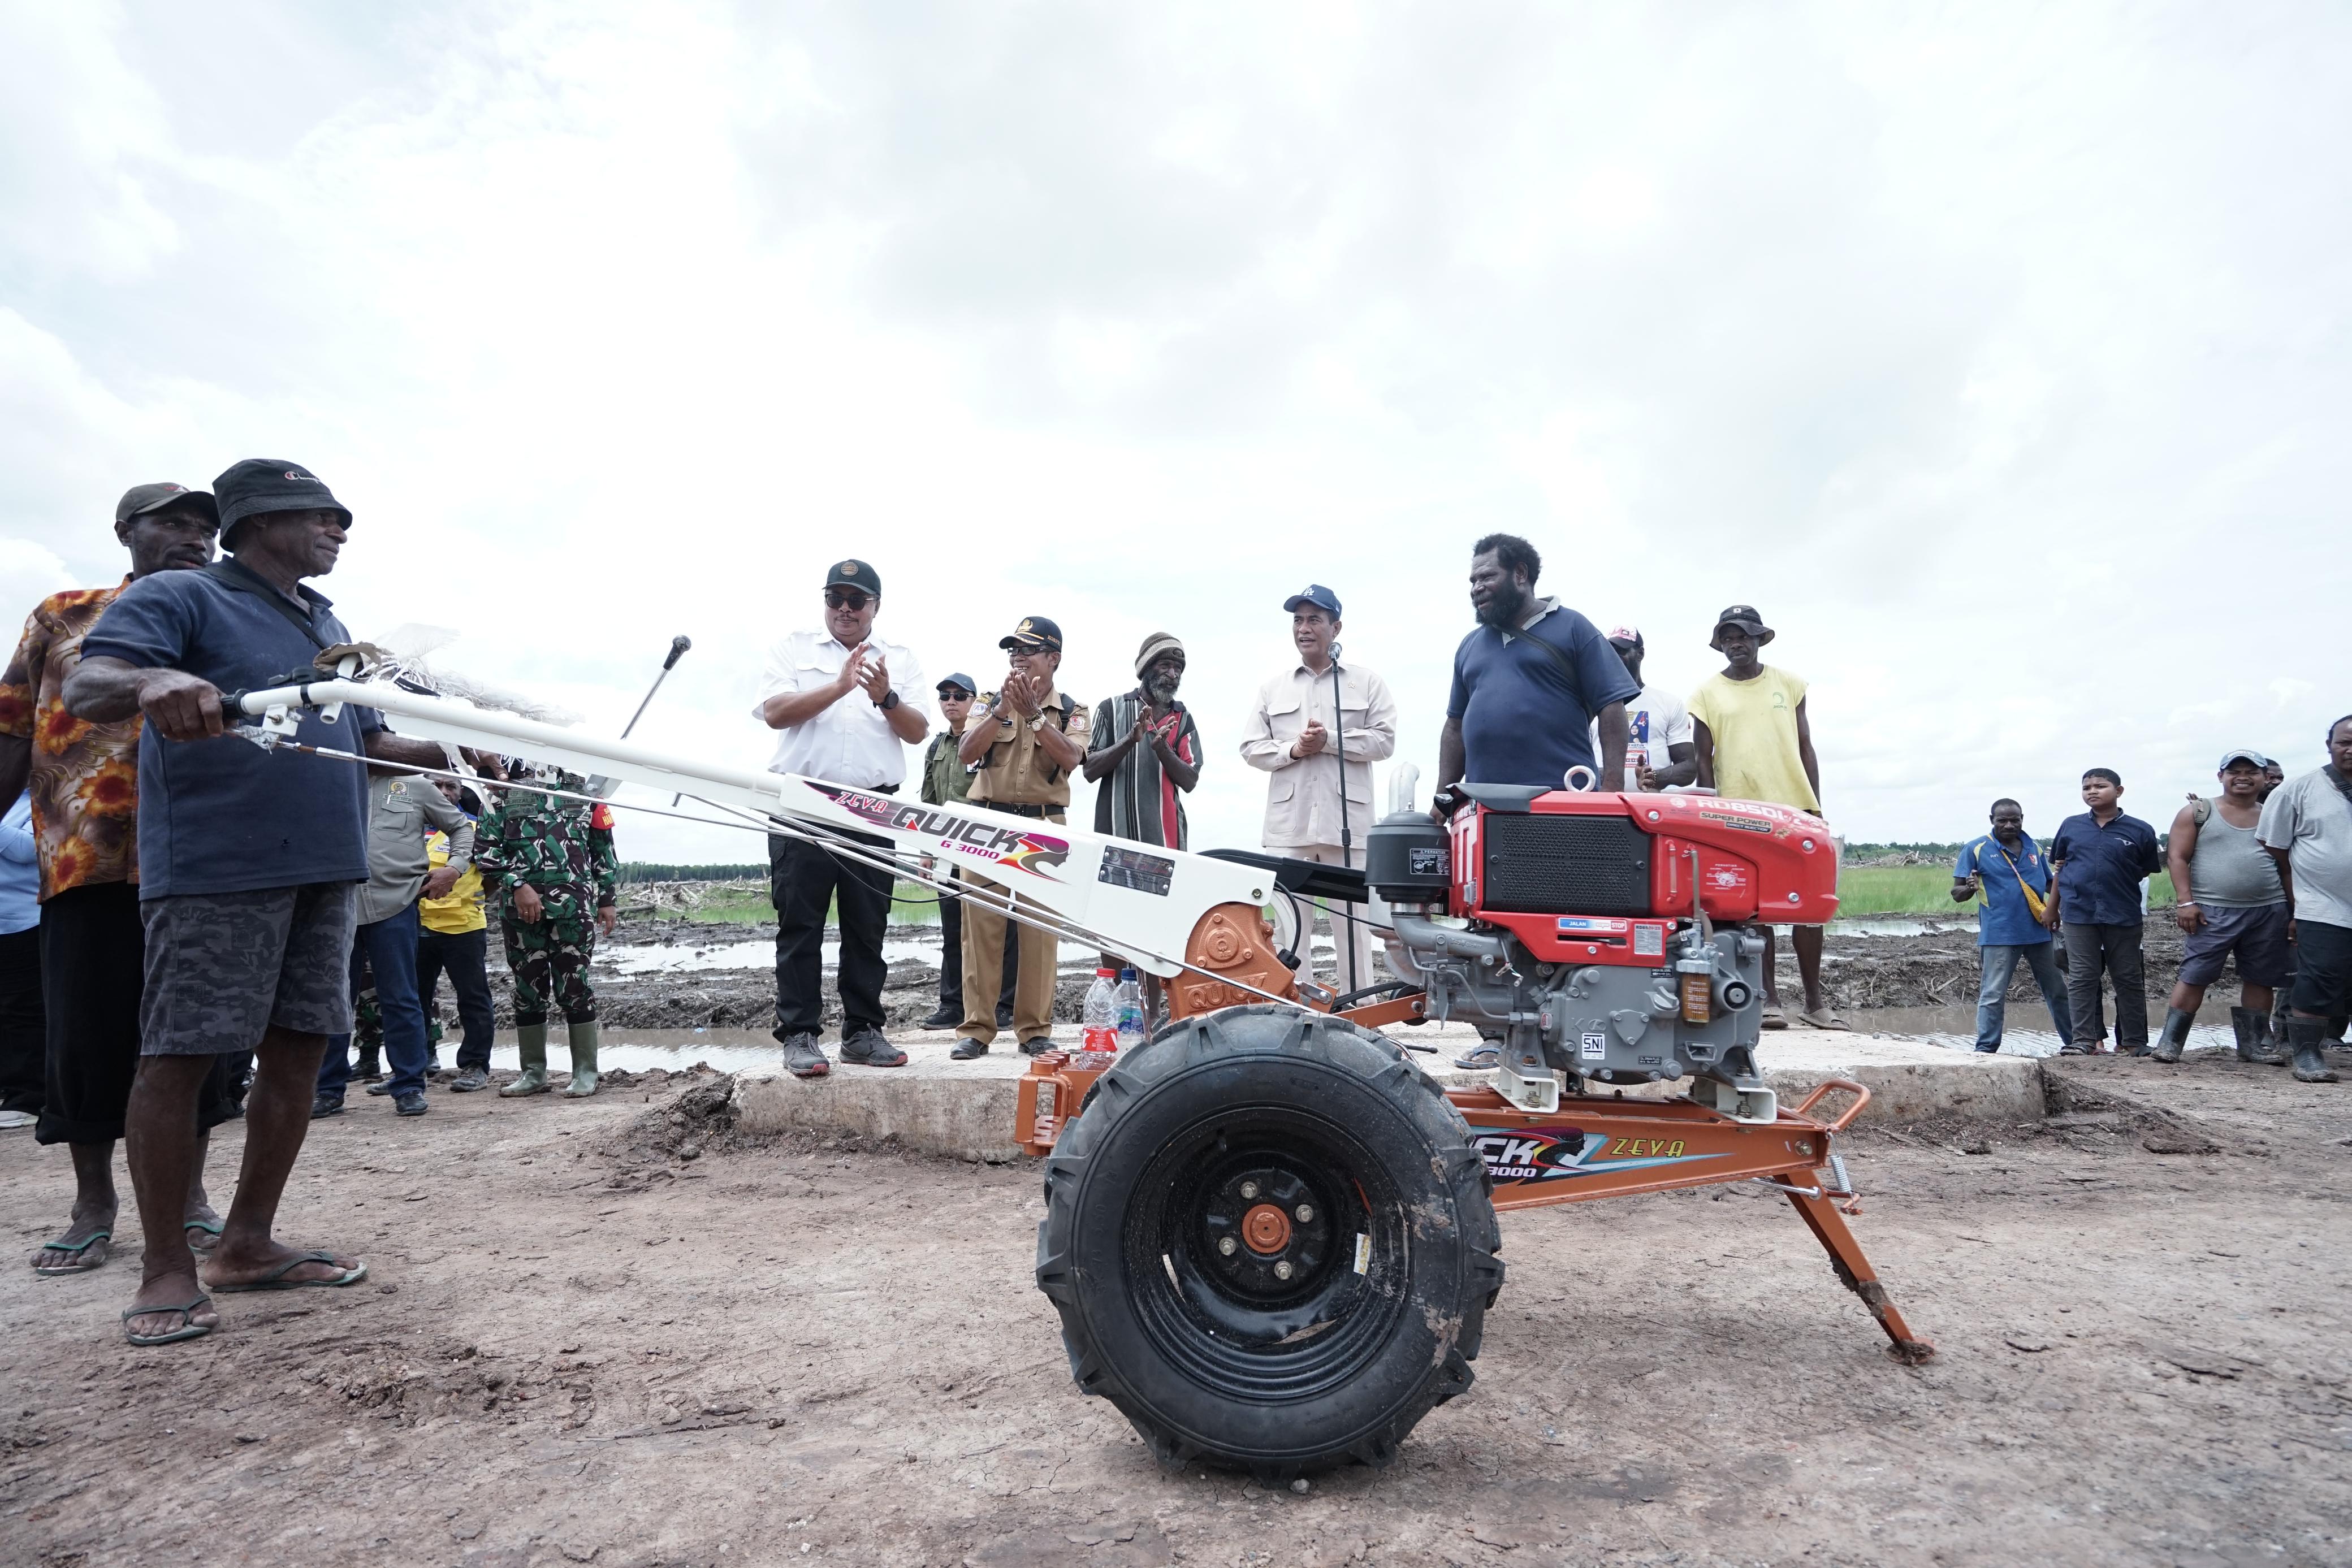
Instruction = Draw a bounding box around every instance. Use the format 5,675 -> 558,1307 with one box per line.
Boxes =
516,915 -> 2214,1035
6,1050 -> 2350,1567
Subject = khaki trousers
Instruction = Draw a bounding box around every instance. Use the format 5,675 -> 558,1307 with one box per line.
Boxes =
1290,842 -> 1382,997
958,869 -> 1060,1044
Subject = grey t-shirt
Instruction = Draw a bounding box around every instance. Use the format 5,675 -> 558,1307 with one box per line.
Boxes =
2257,768 -> 2352,931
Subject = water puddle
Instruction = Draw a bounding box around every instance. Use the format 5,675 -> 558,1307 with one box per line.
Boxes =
1846,1004 -> 2237,1059
599,937 -> 939,974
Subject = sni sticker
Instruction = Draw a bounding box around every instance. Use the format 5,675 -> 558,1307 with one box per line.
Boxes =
1579,1030 -> 1607,1062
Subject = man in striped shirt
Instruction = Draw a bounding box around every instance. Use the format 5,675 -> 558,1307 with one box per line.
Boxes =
1084,633 -> 1201,1020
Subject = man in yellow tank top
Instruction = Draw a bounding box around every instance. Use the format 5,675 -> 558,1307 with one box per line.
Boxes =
1689,605 -> 1842,1030
418,778 -> 498,1093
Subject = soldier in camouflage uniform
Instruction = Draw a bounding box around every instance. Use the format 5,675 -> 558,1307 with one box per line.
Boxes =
473,766 -> 620,1098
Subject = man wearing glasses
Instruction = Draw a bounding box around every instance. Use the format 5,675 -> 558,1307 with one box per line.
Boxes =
753,561 -> 930,1078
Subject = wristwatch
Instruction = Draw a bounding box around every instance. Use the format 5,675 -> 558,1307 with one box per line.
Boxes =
873,689 -> 901,712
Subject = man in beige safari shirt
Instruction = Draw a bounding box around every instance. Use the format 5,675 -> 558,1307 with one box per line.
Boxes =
1238,585 -> 1397,994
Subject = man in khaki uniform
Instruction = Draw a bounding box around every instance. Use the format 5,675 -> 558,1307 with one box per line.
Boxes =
1239,584 -> 1398,994
950,616 -> 1088,1058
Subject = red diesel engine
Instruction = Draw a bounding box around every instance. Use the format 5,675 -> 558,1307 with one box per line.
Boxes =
1365,785 -> 1839,1119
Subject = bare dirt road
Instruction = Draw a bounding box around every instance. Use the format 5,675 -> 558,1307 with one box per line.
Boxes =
5,1054 -> 2349,1568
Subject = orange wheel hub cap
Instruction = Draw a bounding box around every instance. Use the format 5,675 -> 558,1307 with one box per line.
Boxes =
1240,1203 -> 1292,1254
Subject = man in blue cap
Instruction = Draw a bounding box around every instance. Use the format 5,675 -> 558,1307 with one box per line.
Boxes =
1240,584 -> 1396,996
65,458 -> 450,1344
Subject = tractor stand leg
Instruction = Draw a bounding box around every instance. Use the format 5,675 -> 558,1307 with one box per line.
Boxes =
1780,1185 -> 1936,1365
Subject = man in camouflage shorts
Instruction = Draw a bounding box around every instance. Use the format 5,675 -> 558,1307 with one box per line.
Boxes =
474,765 -> 619,1098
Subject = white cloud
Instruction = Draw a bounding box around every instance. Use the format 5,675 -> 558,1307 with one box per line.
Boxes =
1,0 -> 2347,867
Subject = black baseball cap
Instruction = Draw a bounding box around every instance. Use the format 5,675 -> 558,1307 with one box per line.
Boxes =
824,558 -> 882,595
936,672 -> 977,696
1710,604 -> 1775,645
999,615 -> 1063,653
1283,584 -> 1342,617
115,482 -> 219,528
213,459 -> 349,546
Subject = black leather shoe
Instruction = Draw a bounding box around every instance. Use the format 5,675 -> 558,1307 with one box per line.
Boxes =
920,1004 -> 961,1030
310,1093 -> 344,1119
995,1005 -> 1014,1029
394,1090 -> 430,1117
948,1038 -> 989,1060
364,1080 -> 394,1096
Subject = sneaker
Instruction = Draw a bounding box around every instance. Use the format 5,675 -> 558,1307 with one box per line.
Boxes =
364,1080 -> 394,1096
920,1004 -> 961,1030
310,1093 -> 345,1119
839,1029 -> 907,1068
0,1108 -> 37,1130
448,1067 -> 490,1093
949,1038 -> 989,1060
780,1033 -> 830,1079
394,1090 -> 429,1117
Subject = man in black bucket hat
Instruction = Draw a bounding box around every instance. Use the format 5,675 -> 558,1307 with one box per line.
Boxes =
1689,604 -> 1844,1030
63,458 -> 449,1346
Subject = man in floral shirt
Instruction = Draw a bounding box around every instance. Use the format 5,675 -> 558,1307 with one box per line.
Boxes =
0,483 -> 239,1279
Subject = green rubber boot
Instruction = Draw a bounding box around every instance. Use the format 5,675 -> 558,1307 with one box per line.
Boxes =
561,1020 -> 600,1098
500,1022 -> 551,1097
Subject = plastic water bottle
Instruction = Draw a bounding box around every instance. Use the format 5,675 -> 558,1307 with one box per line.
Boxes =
1080,968 -> 1118,1055
1114,968 -> 1147,1051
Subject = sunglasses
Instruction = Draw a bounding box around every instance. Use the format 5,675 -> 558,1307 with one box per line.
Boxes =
824,590 -> 872,610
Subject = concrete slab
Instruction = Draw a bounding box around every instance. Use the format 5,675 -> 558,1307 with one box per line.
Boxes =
729,1019 -> 2046,1163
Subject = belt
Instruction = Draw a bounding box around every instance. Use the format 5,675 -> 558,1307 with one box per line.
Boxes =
979,802 -> 1057,818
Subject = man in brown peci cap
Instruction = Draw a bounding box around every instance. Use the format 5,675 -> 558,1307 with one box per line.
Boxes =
0,483 -> 243,1287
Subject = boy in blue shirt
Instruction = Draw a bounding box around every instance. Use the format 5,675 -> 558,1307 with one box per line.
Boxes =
1952,799 -> 2072,1053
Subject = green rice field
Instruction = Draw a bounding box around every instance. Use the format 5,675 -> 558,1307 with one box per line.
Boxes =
1839,863 -> 2174,918
630,867 -> 2177,926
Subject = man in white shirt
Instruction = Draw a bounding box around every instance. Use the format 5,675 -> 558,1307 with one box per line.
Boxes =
1238,584 -> 1398,997
751,560 -> 929,1079
1591,626 -> 1695,790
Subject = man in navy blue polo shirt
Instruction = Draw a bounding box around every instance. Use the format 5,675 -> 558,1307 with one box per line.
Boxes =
64,458 -> 449,1346
2044,768 -> 2164,1055
1952,798 -> 2072,1053
1434,534 -> 1636,803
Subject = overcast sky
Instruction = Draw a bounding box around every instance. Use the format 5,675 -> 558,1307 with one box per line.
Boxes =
5,1 -> 2346,865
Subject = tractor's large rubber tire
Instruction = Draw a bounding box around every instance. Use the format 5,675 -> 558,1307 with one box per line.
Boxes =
1034,1006 -> 1503,1481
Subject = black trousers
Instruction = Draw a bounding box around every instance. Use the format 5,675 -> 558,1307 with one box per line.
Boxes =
418,926 -> 496,1071
2062,921 -> 2148,1049
0,926 -> 44,1115
937,873 -> 1018,1016
38,882 -> 236,1145
770,829 -> 893,1038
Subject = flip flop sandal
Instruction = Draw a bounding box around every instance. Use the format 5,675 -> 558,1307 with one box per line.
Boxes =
33,1230 -> 111,1276
184,1218 -> 223,1253
1452,1045 -> 1501,1070
1761,1007 -> 1791,1031
123,1296 -> 214,1346
1798,1010 -> 1852,1032
210,1250 -> 369,1293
